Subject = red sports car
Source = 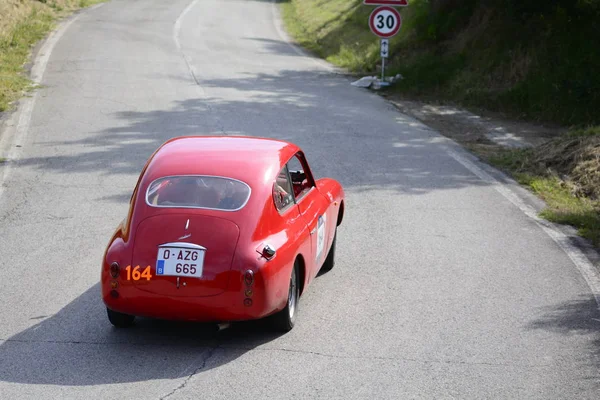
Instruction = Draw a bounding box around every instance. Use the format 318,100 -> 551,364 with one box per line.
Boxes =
101,136 -> 345,332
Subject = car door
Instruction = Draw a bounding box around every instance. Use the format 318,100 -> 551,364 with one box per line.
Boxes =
286,153 -> 330,281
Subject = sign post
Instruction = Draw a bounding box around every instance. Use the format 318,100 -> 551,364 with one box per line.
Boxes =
380,39 -> 389,82
368,6 -> 402,86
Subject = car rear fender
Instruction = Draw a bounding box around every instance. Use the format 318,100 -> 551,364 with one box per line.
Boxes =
315,177 -> 344,246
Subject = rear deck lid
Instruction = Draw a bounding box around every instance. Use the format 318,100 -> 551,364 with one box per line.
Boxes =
131,213 -> 240,297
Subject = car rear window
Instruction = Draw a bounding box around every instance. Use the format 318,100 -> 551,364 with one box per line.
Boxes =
146,175 -> 251,211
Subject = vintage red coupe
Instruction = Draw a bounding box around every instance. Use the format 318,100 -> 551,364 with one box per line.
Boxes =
101,136 -> 345,331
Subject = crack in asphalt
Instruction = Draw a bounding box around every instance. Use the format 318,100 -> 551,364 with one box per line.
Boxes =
0,337 -> 553,368
0,338 -> 218,348
219,346 -> 555,369
159,346 -> 219,400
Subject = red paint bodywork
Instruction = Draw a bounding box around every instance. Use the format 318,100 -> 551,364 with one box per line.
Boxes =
101,136 -> 345,323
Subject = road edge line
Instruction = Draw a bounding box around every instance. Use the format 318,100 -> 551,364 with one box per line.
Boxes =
0,3 -> 106,201
446,148 -> 600,309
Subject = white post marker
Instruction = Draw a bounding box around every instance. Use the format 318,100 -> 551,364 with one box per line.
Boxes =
380,38 -> 389,58
380,39 -> 389,82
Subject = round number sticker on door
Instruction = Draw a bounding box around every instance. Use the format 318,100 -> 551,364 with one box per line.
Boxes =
369,6 -> 402,38
316,214 -> 327,262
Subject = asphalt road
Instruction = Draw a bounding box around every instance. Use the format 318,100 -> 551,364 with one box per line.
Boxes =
0,0 -> 599,398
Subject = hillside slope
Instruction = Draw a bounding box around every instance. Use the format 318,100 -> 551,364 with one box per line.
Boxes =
282,0 -> 599,127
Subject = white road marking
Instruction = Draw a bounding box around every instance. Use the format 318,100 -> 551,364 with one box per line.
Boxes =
447,149 -> 600,309
173,0 -> 204,89
0,4 -> 105,201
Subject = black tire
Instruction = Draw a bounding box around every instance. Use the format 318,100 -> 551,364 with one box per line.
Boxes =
270,260 -> 300,332
107,308 -> 135,328
320,227 -> 337,273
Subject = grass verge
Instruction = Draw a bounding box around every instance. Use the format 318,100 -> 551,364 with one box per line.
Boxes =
477,127 -> 600,247
0,0 -> 106,113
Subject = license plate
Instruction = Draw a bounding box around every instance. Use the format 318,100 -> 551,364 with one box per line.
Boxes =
156,243 -> 206,278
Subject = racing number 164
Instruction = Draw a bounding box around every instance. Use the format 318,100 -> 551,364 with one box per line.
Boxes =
126,265 -> 152,281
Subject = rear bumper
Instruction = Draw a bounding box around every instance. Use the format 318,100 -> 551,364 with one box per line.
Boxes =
101,271 -> 281,323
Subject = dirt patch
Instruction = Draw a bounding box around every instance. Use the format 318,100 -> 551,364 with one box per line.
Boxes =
381,92 -> 565,149
382,91 -> 599,203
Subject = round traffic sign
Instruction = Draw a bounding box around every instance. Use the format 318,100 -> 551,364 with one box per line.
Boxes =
369,6 -> 402,38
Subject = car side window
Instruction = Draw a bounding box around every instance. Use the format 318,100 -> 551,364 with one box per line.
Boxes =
273,166 -> 294,212
287,153 -> 313,201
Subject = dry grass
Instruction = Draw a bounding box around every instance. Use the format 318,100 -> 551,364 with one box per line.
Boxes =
483,127 -> 600,247
0,0 -> 105,112
487,129 -> 600,201
0,0 -> 89,37
0,0 -> 39,38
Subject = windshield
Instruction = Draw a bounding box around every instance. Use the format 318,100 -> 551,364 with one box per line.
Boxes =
146,175 -> 251,211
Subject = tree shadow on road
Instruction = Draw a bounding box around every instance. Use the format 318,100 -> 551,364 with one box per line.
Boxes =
527,295 -> 600,385
12,68 -> 492,203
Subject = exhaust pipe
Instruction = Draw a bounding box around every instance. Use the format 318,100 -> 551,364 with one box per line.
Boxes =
217,323 -> 231,331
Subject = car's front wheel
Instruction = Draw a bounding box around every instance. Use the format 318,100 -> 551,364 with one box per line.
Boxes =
270,260 -> 300,332
107,308 -> 135,328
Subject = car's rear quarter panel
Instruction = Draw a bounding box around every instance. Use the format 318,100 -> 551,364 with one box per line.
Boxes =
317,178 -> 345,252
246,197 -> 312,314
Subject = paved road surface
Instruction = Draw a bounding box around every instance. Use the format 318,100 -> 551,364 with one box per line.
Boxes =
0,0 -> 599,398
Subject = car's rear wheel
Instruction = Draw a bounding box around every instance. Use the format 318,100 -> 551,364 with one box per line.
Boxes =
320,227 -> 337,273
270,260 -> 299,332
107,308 -> 135,328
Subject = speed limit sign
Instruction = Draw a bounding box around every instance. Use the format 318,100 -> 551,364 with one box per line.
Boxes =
369,6 -> 402,38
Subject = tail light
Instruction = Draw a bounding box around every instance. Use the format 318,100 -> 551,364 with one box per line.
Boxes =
110,262 -> 120,278
244,270 -> 254,286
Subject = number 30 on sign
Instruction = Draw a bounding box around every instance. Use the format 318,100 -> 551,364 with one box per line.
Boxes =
369,6 -> 402,38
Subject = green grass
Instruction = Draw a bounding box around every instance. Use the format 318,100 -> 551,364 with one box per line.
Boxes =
281,0 -> 600,126
0,10 -> 54,111
281,0 -> 379,72
0,0 -> 107,113
567,125 -> 600,138
79,0 -> 106,8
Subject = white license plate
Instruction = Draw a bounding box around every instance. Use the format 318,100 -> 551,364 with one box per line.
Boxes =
156,243 -> 205,278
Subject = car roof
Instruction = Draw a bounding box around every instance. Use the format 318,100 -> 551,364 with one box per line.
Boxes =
142,136 -> 301,187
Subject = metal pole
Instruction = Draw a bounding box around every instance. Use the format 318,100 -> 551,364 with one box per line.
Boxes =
381,55 -> 385,83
